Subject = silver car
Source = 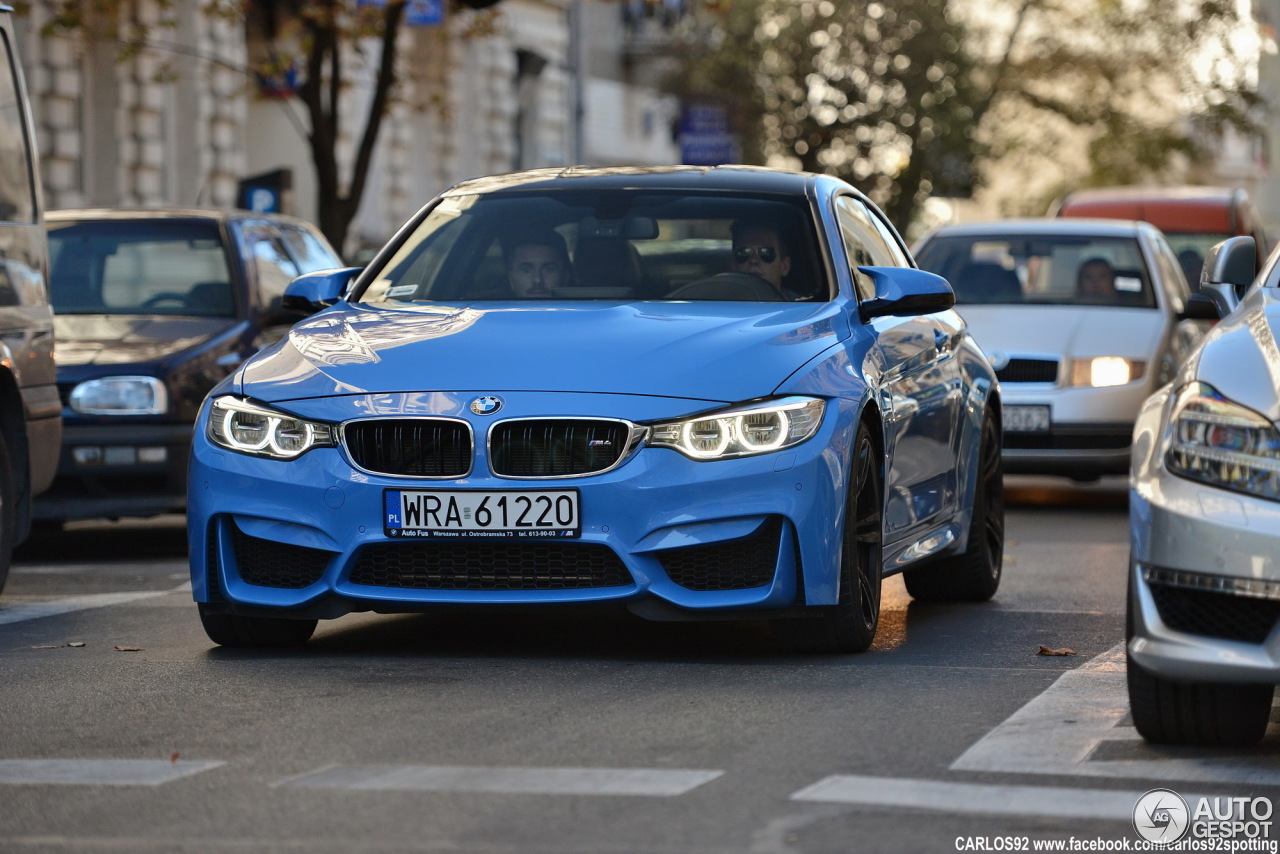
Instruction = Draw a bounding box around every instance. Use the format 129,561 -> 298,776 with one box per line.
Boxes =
914,219 -> 1211,480
1128,236 -> 1280,745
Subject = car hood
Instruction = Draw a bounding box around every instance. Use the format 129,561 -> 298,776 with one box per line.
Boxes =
1192,291 -> 1280,422
954,305 -> 1164,360
53,314 -> 241,367
239,301 -> 845,404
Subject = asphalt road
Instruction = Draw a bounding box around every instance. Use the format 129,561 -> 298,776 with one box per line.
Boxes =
2,476 -> 1276,854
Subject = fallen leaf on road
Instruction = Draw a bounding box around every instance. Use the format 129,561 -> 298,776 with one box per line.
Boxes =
114,645 -> 143,652
1037,645 -> 1077,656
67,642 -> 85,648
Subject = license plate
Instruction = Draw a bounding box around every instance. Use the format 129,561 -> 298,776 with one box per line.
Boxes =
384,489 -> 580,539
1003,404 -> 1050,433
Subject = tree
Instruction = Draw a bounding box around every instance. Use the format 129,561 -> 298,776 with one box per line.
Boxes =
673,0 -> 1261,229
672,0 -> 984,228
37,0 -> 502,252
963,0 -> 1262,214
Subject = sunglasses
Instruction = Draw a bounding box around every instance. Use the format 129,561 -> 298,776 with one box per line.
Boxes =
733,245 -> 778,264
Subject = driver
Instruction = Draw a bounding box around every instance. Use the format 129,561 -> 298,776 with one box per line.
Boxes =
730,219 -> 797,299
504,230 -> 571,298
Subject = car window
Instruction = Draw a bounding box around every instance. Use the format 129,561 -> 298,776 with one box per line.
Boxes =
277,224 -> 341,274
252,237 -> 301,308
47,219 -> 235,316
834,196 -> 902,301
357,190 -> 829,303
915,233 -> 1157,309
0,30 -> 35,225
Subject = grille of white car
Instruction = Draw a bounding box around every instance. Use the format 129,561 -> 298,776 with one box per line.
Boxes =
995,359 -> 1058,383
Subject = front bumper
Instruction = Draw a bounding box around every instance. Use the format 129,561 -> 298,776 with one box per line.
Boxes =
34,422 -> 192,521
1000,380 -> 1147,477
189,396 -> 861,620
1129,469 -> 1280,686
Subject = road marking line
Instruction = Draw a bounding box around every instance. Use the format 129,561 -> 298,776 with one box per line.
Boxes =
791,775 -> 1211,820
952,642 -> 1280,786
0,759 -> 223,786
0,590 -> 177,626
278,765 -> 724,796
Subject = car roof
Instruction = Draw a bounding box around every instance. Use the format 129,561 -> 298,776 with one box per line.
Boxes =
922,218 -> 1147,238
45,207 -> 323,230
1055,186 -> 1244,234
441,165 -> 831,198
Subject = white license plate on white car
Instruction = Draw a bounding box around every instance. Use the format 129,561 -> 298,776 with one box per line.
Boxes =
384,489 -> 580,539
1003,404 -> 1050,432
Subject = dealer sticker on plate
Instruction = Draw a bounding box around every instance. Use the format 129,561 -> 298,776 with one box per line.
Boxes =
384,489 -> 580,538
1003,404 -> 1050,432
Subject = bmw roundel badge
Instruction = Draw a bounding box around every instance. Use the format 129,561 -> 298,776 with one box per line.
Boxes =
470,395 -> 503,416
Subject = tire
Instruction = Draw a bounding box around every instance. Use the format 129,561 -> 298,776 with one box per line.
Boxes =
772,420 -> 882,653
903,407 -> 1003,602
1127,655 -> 1274,746
0,430 -> 17,596
1125,575 -> 1274,746
198,603 -> 317,648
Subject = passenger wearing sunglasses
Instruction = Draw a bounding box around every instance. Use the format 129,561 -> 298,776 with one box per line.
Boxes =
730,219 -> 797,298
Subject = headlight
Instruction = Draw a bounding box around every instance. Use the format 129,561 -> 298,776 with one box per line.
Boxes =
69,376 -> 167,415
1165,382 -> 1280,501
647,397 -> 825,460
1068,357 -> 1145,388
207,397 -> 336,460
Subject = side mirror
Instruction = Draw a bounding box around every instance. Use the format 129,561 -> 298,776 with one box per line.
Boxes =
858,266 -> 955,320
281,266 -> 362,315
1178,292 -> 1220,322
1200,237 -> 1255,317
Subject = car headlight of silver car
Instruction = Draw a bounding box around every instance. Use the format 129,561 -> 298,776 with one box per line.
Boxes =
69,376 -> 167,415
207,397 -> 336,460
647,397 -> 825,460
1067,357 -> 1146,388
1165,382 -> 1280,501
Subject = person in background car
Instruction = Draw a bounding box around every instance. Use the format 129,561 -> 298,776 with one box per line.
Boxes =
1076,256 -> 1118,303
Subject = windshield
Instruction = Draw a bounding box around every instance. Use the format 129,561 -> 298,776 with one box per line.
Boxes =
915,233 -> 1156,309
356,190 -> 829,303
48,219 -> 235,316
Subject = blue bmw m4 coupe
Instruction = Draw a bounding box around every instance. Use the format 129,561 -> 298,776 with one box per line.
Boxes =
189,166 -> 1003,652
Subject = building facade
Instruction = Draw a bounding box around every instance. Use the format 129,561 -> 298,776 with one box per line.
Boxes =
14,0 -> 681,257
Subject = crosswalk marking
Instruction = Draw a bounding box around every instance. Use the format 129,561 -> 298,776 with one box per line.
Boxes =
0,759 -> 223,785
790,775 -> 1213,820
0,590 -> 177,626
276,765 -> 724,796
952,642 -> 1280,786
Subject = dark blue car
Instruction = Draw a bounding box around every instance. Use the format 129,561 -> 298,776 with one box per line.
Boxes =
39,208 -> 342,525
188,166 -> 1003,652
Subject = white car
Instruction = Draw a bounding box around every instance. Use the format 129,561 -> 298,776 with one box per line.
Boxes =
1128,235 -> 1279,746
914,219 -> 1213,480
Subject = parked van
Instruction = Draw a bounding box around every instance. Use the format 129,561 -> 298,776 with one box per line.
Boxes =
1054,185 -> 1270,283
0,6 -> 60,591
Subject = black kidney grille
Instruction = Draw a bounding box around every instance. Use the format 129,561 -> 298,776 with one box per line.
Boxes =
656,517 -> 783,591
1150,582 -> 1280,644
349,541 -> 632,590
490,420 -> 631,477
344,419 -> 471,477
996,359 -> 1057,383
232,526 -> 332,589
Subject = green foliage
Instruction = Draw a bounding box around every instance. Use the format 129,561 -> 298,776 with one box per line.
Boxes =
673,0 -> 1261,229
673,0 -> 983,228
